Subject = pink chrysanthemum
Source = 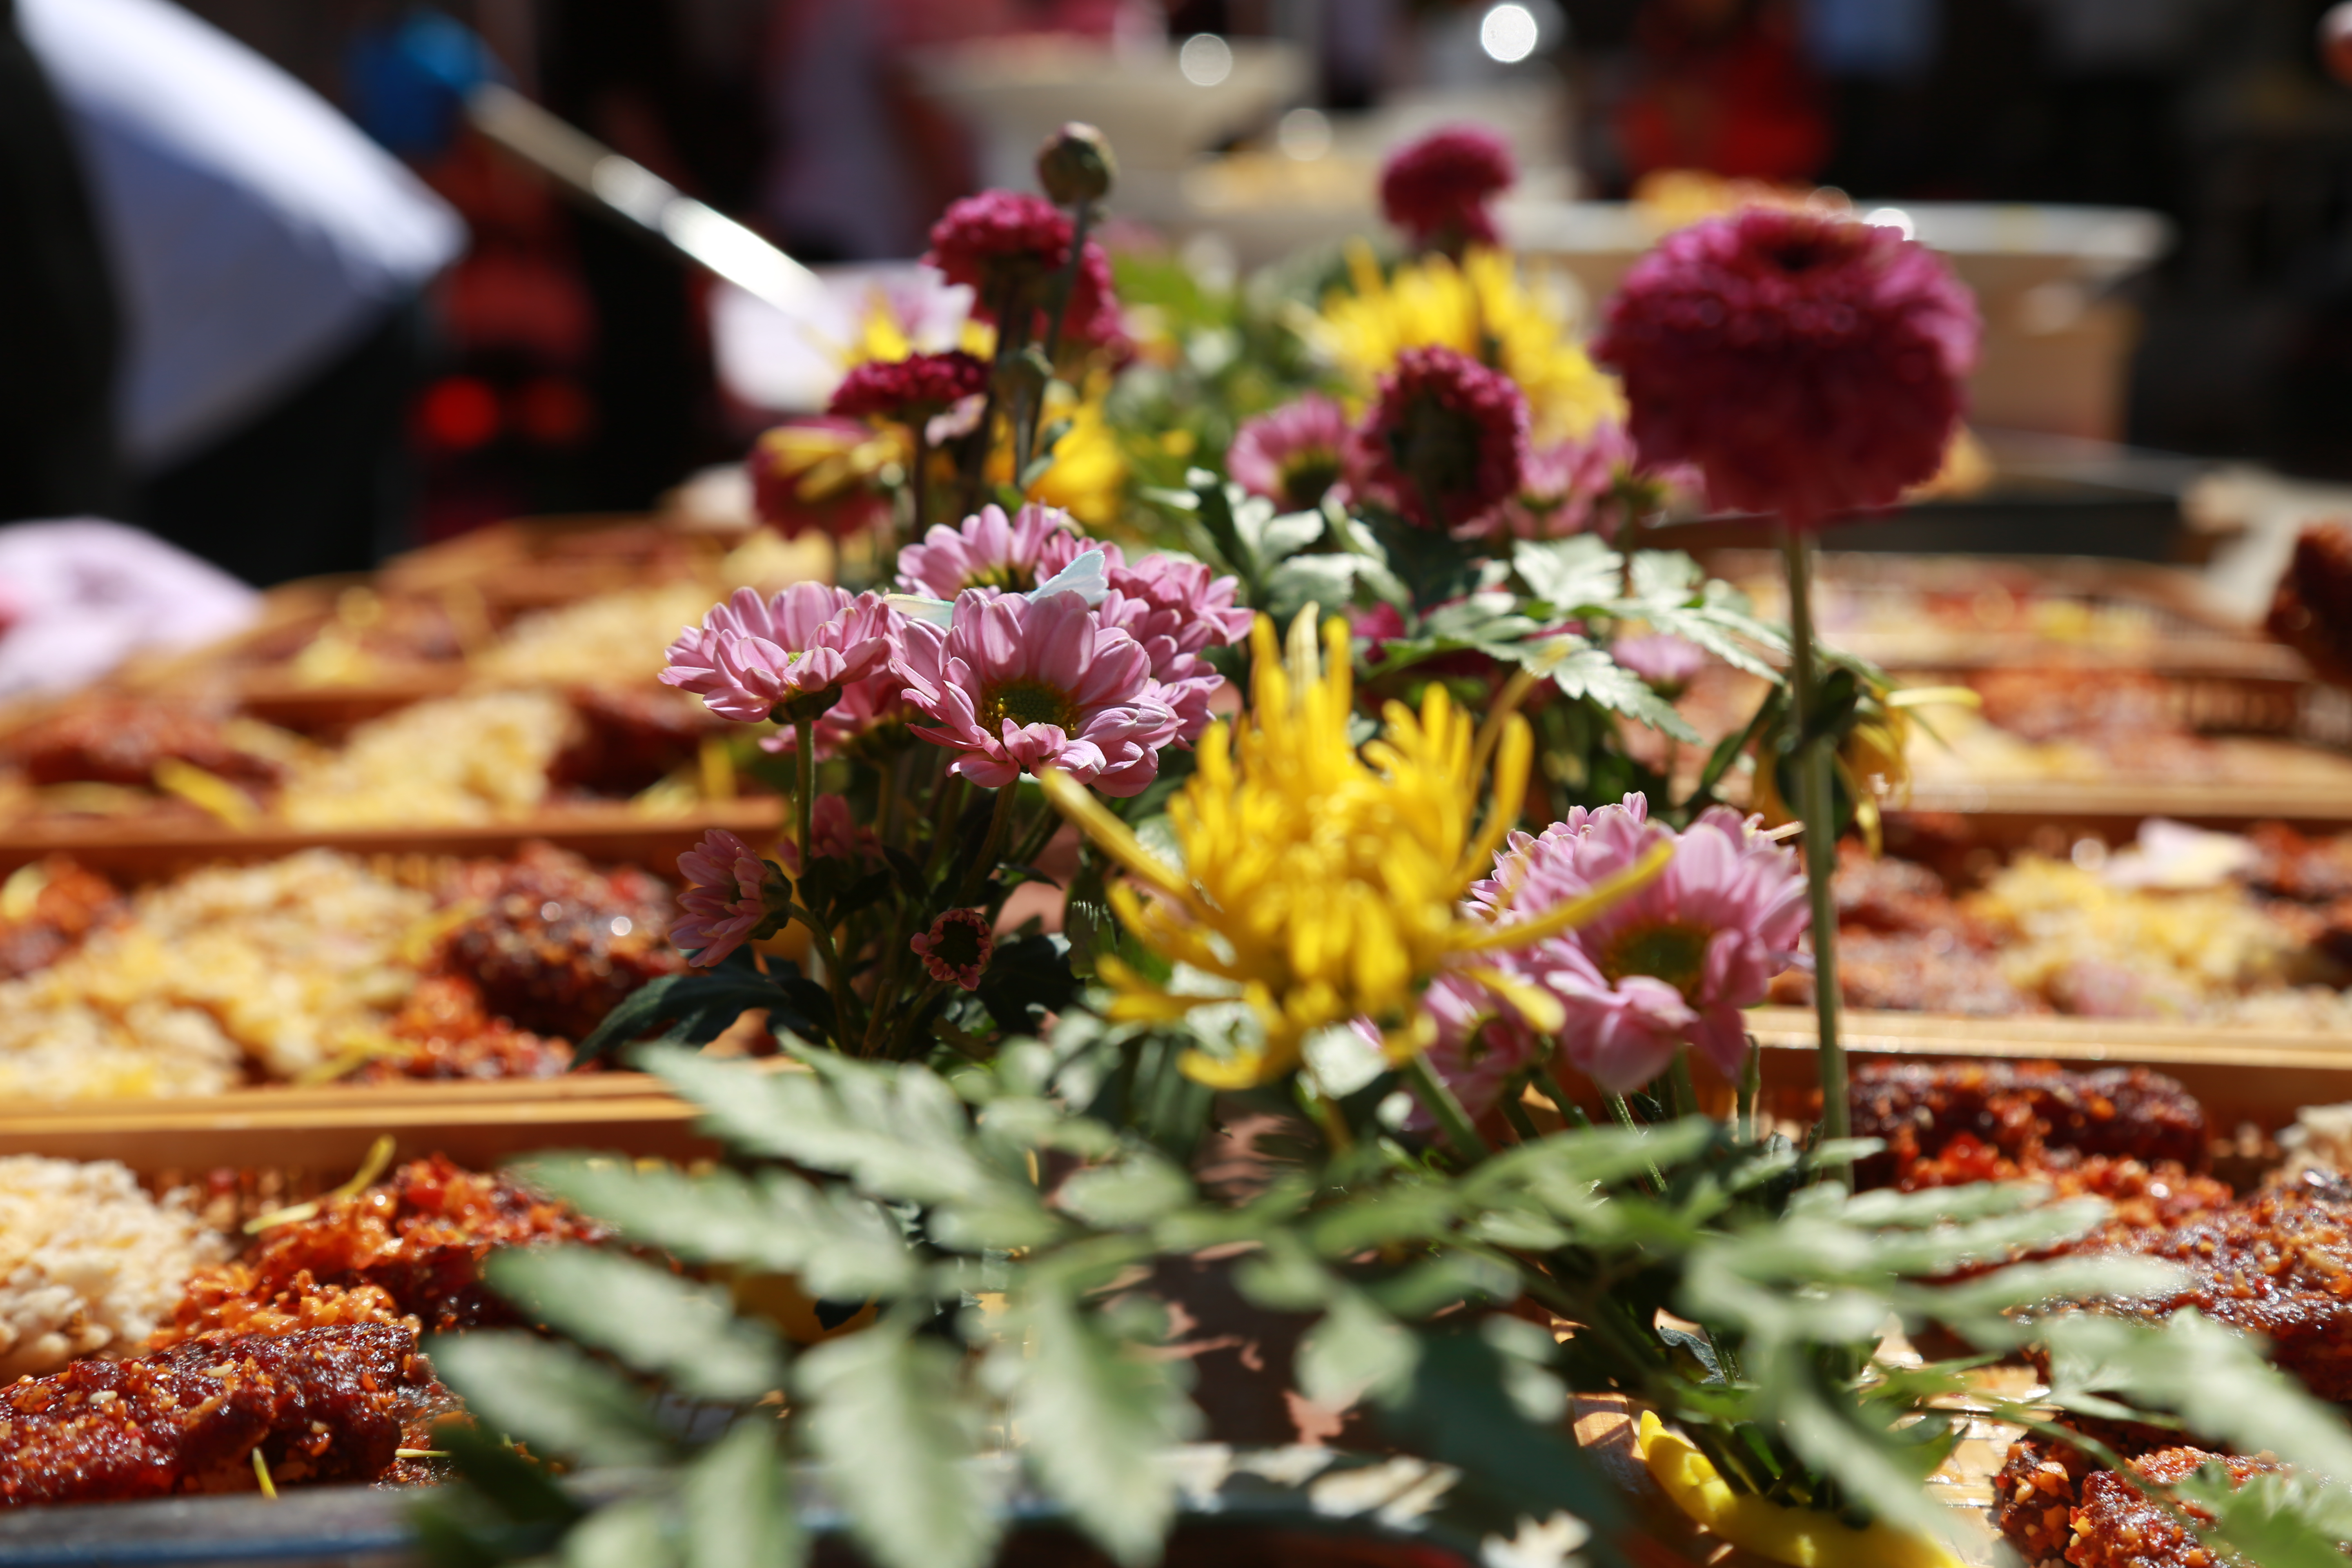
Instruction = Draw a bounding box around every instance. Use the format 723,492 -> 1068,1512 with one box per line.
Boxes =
778,795 -> 881,873
1473,793 -> 1809,1092
662,584 -> 903,724
674,828 -> 780,967
1091,552 -> 1252,746
1492,422 -> 1629,540
924,190 -> 1121,345
912,907 -> 995,991
827,350 -> 989,422
1611,633 -> 1712,696
1406,973 -> 1545,1126
1351,346 -> 1530,532
1592,208 -> 1980,528
1227,394 -> 1353,511
894,589 -> 1179,796
896,502 -> 1087,598
1379,125 -> 1516,251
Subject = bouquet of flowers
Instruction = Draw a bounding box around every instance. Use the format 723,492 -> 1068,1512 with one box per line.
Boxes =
417,126 -> 2352,1568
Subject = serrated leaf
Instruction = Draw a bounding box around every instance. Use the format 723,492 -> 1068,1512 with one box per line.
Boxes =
1239,507 -> 1325,566
1627,549 -> 1704,601
684,1418 -> 802,1568
1380,1330 -> 1621,1528
2189,1470 -> 2352,1568
989,1288 -> 1199,1566
431,1332 -> 674,1468
1296,1290 -> 1418,1408
1513,536 -> 1624,612
485,1247 -> 784,1401
1644,606 -> 1784,681
515,1158 -> 922,1299
575,960 -> 820,1064
564,1499 -> 675,1568
797,1313 -> 1001,1568
1056,1150 -> 1193,1228
1519,638 -> 1701,742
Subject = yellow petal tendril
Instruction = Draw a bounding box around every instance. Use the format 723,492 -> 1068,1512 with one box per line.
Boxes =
1636,1412 -> 1962,1568
1046,608 -> 1672,1086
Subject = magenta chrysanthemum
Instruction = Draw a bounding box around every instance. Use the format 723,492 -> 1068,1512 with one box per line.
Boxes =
1611,632 -> 1712,695
896,502 -> 1086,598
893,589 -> 1178,796
1473,793 -> 1809,1092
1379,125 -> 1516,251
1351,346 -> 1530,532
1227,394 -> 1353,511
911,907 -> 995,991
673,828 -> 778,967
923,190 -> 1121,345
827,350 -> 989,421
1592,208 -> 1980,527
662,583 -> 903,725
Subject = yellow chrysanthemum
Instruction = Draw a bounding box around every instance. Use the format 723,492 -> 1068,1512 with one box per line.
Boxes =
840,287 -> 994,370
1304,241 -> 1626,446
1042,610 -> 1667,1089
982,379 -> 1127,530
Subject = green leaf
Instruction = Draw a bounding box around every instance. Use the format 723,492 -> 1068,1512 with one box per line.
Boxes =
563,1499 -> 675,1568
1296,1290 -> 1418,1408
575,957 -> 824,1064
975,933 -> 1080,1035
1056,1150 -> 1194,1228
684,1418 -> 803,1568
2187,1469 -> 2352,1568
797,1312 -> 1001,1568
431,1332 -> 674,1468
1238,506 -> 1325,566
1512,536 -> 1623,612
485,1247 -> 785,1401
1518,637 -> 1701,742
988,1288 -> 1199,1566
1379,1330 -> 1621,1530
512,1158 -> 923,1299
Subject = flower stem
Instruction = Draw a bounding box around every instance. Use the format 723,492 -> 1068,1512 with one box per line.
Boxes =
907,424 -> 931,546
1605,1093 -> 1667,1196
1665,1052 -> 1699,1122
793,717 -> 816,876
1403,1052 -> 1490,1164
1779,527 -> 1851,1171
960,780 -> 1021,906
1736,1036 -> 1762,1143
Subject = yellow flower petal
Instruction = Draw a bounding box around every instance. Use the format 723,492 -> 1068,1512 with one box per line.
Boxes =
1636,1412 -> 1962,1568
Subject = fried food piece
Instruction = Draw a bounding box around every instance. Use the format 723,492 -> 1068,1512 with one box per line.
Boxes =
1996,1436 -> 2098,1566
548,686 -> 728,798
0,1323 -> 452,1505
1769,845 -> 2040,1016
155,1156 -> 606,1345
1849,1060 -> 2210,1190
0,857 -> 121,979
2266,519 -> 2352,690
1996,1439 -> 2283,1568
2,699 -> 283,791
435,842 -> 684,1041
360,974 -> 570,1082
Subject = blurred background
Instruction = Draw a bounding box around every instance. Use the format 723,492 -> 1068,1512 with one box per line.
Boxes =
11,0 -> 2352,585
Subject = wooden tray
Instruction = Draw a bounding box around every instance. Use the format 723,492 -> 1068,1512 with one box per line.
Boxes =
0,797 -> 783,878
1891,777 -> 2352,840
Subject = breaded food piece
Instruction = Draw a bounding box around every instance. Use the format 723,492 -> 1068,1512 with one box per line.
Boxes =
435,842 -> 683,1041
2,699 -> 284,791
155,1156 -> 604,1346
2266,520 -> 2352,690
361,974 -> 570,1082
0,1323 -> 452,1505
0,857 -> 122,980
1849,1060 -> 2209,1191
1996,1439 -> 2281,1568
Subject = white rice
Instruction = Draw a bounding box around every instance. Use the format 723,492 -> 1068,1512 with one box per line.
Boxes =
0,1156 -> 229,1379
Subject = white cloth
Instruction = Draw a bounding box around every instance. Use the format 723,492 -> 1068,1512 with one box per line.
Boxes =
17,0 -> 465,468
0,520 -> 258,698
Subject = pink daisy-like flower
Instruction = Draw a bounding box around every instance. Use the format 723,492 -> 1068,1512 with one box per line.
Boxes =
673,828 -> 781,967
1379,125 -> 1516,252
1611,633 -> 1712,697
1407,973 -> 1545,1126
1091,552 -> 1252,746
663,584 -> 903,724
1227,394 -> 1353,512
1592,207 -> 1980,528
1492,422 -> 1629,541
1473,793 -> 1809,1092
896,502 -> 1087,599
924,190 -> 1121,346
827,351 -> 989,423
894,588 -> 1179,796
912,907 -> 995,991
1351,346 -> 1530,532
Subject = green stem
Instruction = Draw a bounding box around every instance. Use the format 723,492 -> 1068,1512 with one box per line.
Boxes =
1604,1094 -> 1667,1196
1403,1052 -> 1490,1164
1737,1037 -> 1762,1144
1665,1053 -> 1699,1123
1498,1079 -> 1544,1145
1534,1064 -> 1593,1129
960,781 -> 1022,906
1780,527 -> 1851,1173
907,424 -> 931,548
793,717 -> 815,876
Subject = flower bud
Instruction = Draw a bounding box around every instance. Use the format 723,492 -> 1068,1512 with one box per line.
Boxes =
1037,122 -> 1116,206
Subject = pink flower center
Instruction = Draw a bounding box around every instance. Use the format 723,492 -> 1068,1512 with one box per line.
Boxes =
1599,922 -> 1711,1000
981,678 -> 1078,731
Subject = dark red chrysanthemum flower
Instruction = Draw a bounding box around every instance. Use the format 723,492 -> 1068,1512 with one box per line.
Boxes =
827,351 -> 989,422
1591,207 -> 1980,528
923,190 -> 1121,345
1379,126 -> 1517,251
1350,345 -> 1529,532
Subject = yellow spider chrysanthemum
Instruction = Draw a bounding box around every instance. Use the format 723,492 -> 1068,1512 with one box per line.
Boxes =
1304,241 -> 1626,447
1042,610 -> 1668,1089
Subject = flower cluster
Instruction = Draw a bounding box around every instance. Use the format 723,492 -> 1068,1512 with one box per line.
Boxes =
1466,794 -> 1809,1094
1594,207 -> 1979,526
826,350 -> 989,423
1380,125 -> 1516,252
1351,346 -> 1530,532
924,190 -> 1121,347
